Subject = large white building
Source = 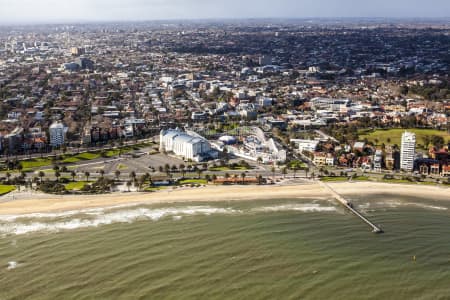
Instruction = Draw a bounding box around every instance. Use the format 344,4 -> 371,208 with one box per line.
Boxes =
310,98 -> 350,112
49,122 -> 67,147
290,139 -> 320,153
160,129 -> 215,162
400,131 -> 416,171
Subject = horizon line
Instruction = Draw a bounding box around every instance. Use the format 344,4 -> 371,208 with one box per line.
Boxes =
0,16 -> 449,27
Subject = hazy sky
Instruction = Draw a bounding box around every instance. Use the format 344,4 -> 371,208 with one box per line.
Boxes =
0,0 -> 449,23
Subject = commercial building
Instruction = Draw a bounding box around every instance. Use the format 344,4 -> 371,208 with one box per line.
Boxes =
290,139 -> 320,153
160,129 -> 216,162
400,131 -> 416,171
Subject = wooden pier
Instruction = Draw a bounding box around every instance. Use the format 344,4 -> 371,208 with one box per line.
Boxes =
319,181 -> 383,233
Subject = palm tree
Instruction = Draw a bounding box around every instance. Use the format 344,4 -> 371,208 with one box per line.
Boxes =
54,171 -> 61,182
222,147 -> 229,162
292,166 -> 298,179
115,170 -> 121,181
241,172 -> 246,184
196,168 -> 202,179
319,167 -> 324,177
233,174 -> 239,183
138,175 -> 146,191
84,171 -> 90,182
144,172 -> 151,181
99,170 -> 105,179
257,175 -> 263,185
224,173 -> 230,180
38,171 -> 45,183
257,156 -> 263,164
129,171 -> 137,182
271,166 -> 276,179
70,171 -> 76,182
282,167 -> 287,178
164,164 -> 170,175
305,167 -> 310,179
126,180 -> 132,192
158,166 -> 164,173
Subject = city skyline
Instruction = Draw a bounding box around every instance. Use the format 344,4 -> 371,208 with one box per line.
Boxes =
0,0 -> 449,24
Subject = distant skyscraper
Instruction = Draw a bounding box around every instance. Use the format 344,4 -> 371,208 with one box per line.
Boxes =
400,131 -> 416,171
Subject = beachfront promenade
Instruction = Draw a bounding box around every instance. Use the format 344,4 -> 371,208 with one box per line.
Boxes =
319,181 -> 383,233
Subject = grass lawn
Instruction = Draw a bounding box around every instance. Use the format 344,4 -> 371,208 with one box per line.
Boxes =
321,176 -> 370,182
117,164 -> 128,170
178,179 -> 208,185
381,178 -> 443,186
209,166 -> 249,172
0,185 -> 16,195
359,128 -> 450,147
20,158 -> 53,169
321,176 -> 349,182
65,181 -> 91,191
17,142 -> 153,171
144,186 -> 168,192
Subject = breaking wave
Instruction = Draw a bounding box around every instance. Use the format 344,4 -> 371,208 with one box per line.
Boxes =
0,202 -> 343,236
253,204 -> 337,213
357,201 -> 448,211
0,206 -> 240,235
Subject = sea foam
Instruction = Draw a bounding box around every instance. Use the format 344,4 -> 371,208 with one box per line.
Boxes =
253,203 -> 337,213
7,261 -> 18,270
0,206 -> 240,235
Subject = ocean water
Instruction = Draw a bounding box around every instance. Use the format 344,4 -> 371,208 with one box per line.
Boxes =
1,194 -> 450,300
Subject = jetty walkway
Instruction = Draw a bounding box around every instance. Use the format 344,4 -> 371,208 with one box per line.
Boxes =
319,181 -> 383,233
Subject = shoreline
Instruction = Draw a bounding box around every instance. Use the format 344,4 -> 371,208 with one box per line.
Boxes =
0,181 -> 448,215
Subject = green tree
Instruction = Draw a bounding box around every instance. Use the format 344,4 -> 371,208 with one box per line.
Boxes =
38,171 -> 45,183
54,171 -> 61,182
129,171 -> 137,182
70,171 -> 76,182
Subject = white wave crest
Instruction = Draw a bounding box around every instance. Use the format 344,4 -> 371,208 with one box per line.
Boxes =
253,204 -> 337,213
7,261 -> 18,270
0,206 -> 240,235
0,204 -> 142,222
407,203 -> 448,211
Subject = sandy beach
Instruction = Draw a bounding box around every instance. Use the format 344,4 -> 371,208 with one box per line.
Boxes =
0,181 -> 448,215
